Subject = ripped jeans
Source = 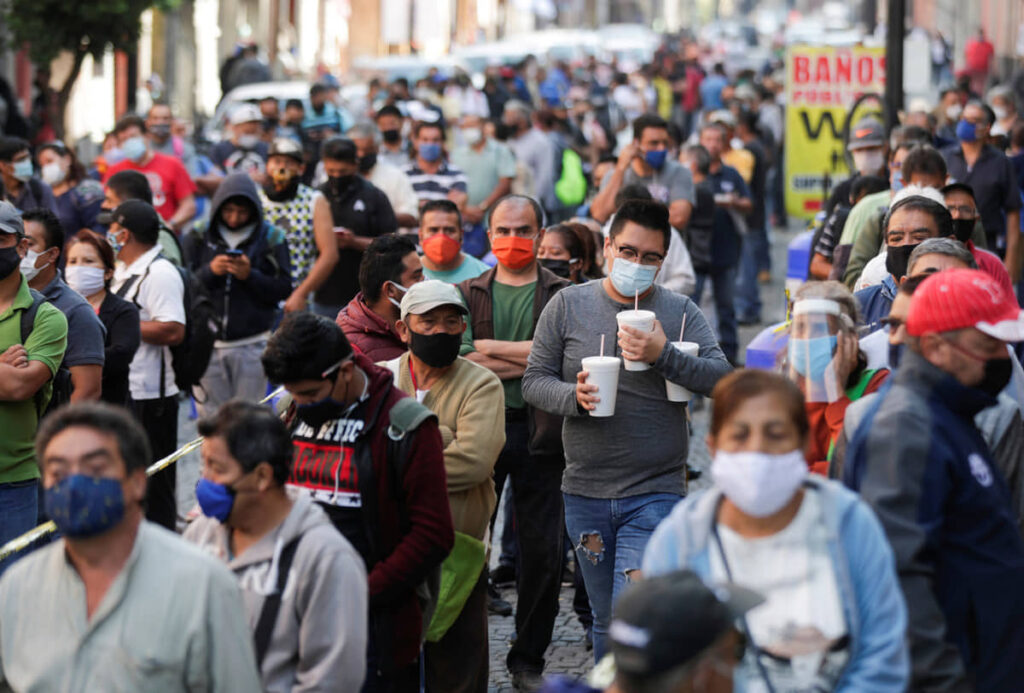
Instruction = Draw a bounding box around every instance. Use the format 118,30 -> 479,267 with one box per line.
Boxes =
563,492 -> 682,661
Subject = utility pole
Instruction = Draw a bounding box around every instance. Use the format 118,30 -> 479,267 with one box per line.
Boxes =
884,0 -> 905,131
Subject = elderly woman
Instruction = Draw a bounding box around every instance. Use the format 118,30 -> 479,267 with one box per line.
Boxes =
788,281 -> 890,475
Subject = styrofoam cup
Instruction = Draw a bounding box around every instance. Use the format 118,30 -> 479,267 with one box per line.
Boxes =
616,310 -> 656,371
582,356 -> 621,417
665,341 -> 700,401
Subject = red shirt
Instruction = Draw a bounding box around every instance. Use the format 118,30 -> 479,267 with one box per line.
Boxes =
965,38 -> 994,73
103,152 -> 197,221
969,242 -> 1017,305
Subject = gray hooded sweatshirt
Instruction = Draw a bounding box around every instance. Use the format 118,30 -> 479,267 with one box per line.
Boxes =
184,489 -> 368,692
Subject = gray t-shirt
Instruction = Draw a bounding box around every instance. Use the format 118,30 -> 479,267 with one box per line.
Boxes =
522,280 -> 731,498
601,160 -> 695,208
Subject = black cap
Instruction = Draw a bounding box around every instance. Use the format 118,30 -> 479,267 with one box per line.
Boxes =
941,181 -> 977,201
111,200 -> 160,238
609,570 -> 763,678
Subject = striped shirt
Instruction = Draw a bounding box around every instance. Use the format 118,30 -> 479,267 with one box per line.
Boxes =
404,160 -> 468,204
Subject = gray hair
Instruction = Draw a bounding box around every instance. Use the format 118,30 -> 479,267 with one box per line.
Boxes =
987,85 -> 1016,110
908,237 -> 977,274
794,280 -> 861,330
346,121 -> 379,143
503,99 -> 531,120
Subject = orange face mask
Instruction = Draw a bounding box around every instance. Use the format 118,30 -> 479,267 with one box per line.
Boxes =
492,236 -> 535,270
422,233 -> 461,266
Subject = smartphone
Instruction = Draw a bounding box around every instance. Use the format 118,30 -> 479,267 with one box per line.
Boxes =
225,249 -> 244,257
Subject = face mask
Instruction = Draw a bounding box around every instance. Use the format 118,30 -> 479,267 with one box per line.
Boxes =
462,129 -> 483,146
788,335 -> 837,379
885,242 -> 919,279
382,128 -> 402,144
0,245 -> 21,280
45,474 -> 126,537
195,477 -> 237,523
609,256 -> 657,297
386,280 -> 408,309
711,449 -> 807,518
358,152 -> 377,173
418,143 -> 442,162
977,357 -> 1013,397
539,258 -> 577,279
946,104 -> 962,121
952,218 -> 975,243
492,236 -> 536,270
993,106 -> 1008,121
328,175 -> 356,195
890,169 -> 904,193
104,147 -> 126,165
888,342 -> 904,369
106,229 -> 125,255
423,233 -> 461,266
409,330 -> 462,368
40,161 -> 66,186
11,159 -> 33,182
121,136 -> 147,162
20,248 -> 48,282
852,149 -> 885,176
149,123 -> 171,140
65,265 -> 106,297
956,119 -> 978,143
644,149 -> 668,170
237,134 -> 260,149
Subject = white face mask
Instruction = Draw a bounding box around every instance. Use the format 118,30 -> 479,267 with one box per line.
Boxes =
711,449 -> 807,518
993,105 -> 1008,121
65,265 -> 106,297
946,104 -> 963,121
462,128 -> 483,146
387,280 -> 408,309
40,161 -> 66,186
237,134 -> 260,149
851,149 -> 885,176
20,248 -> 48,282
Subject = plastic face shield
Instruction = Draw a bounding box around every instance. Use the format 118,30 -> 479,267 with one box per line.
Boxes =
786,299 -> 844,403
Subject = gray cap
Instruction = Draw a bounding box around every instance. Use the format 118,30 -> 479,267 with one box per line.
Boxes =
400,280 -> 469,321
0,201 -> 24,237
848,118 -> 886,151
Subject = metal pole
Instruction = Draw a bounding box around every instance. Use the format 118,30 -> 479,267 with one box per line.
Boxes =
884,0 -> 905,132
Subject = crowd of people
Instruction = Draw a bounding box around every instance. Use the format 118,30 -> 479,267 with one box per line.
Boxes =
0,29 -> 1022,693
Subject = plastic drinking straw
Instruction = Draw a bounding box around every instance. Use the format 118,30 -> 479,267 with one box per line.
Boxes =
600,333 -> 605,357
679,313 -> 687,341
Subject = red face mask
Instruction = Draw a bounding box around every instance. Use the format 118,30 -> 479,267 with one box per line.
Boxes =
492,236 -> 536,270
422,233 -> 461,266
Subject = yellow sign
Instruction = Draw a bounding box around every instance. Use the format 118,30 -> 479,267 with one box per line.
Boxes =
784,44 -> 886,219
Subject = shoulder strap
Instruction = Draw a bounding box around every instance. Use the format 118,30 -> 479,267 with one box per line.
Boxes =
19,289 -> 47,345
385,397 -> 437,527
253,535 -> 303,668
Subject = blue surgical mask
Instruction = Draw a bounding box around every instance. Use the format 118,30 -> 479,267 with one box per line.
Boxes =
955,119 -> 978,143
105,147 -> 126,165
890,169 -> 904,193
121,136 -> 148,162
788,335 -> 838,379
419,143 -> 442,162
195,477 -> 236,523
644,149 -> 668,170
11,159 -> 33,182
609,256 -> 658,297
45,475 -> 126,538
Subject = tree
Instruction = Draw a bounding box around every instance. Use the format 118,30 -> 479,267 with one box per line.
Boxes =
2,0 -> 180,138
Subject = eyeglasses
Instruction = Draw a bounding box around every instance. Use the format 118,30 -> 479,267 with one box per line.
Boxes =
614,243 -> 665,266
948,205 -> 977,217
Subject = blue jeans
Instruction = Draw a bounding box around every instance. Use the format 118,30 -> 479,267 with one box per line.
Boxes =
0,479 -> 39,574
735,228 -> 766,321
693,266 -> 739,362
563,492 -> 681,661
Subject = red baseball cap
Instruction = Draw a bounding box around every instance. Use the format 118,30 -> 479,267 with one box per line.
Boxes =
907,269 -> 1024,341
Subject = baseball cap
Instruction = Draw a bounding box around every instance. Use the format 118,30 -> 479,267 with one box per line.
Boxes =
848,118 -> 886,151
609,570 -> 763,678
268,137 -> 304,162
707,109 -> 736,127
230,103 -> 263,126
907,268 -> 1024,341
400,280 -> 469,322
111,200 -> 160,238
0,201 -> 24,237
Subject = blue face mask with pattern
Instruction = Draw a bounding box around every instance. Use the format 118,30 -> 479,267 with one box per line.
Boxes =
419,143 -> 442,162
788,335 -> 838,379
45,475 -> 126,538
609,256 -> 658,297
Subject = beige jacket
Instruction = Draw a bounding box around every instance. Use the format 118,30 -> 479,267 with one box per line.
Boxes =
384,354 -> 505,540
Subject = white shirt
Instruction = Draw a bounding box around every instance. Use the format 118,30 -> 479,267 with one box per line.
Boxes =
710,490 -> 850,692
369,161 -> 419,219
855,251 -> 889,291
112,245 -> 186,399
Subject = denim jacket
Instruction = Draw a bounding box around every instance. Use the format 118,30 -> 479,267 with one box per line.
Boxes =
642,476 -> 909,692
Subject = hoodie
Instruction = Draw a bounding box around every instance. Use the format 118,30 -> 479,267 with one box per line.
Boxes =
336,292 -> 407,362
183,173 -> 293,341
184,490 -> 368,692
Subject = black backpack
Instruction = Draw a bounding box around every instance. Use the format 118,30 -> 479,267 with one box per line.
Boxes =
117,254 -> 218,396
19,289 -> 72,417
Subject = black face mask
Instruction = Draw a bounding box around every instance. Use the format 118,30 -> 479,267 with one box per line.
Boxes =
409,330 -> 461,368
328,175 -> 356,196
888,342 -> 903,369
358,153 -> 377,174
263,175 -> 300,202
149,123 -> 171,140
381,129 -> 402,145
976,357 -> 1013,397
0,245 -> 21,280
952,218 -> 975,243
885,243 -> 919,280
539,258 -> 574,280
